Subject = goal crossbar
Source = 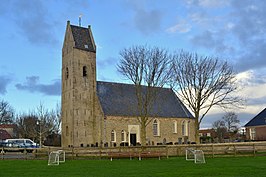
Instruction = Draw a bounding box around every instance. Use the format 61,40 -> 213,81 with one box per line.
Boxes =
48,150 -> 65,166
186,148 -> 205,164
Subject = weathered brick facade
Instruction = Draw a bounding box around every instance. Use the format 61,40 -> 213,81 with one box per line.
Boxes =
61,21 -> 195,148
246,126 -> 266,141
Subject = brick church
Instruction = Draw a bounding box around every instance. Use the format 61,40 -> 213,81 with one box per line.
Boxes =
61,21 -> 195,148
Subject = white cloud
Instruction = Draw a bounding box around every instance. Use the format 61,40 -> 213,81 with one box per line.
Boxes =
198,0 -> 229,8
184,0 -> 230,8
166,20 -> 191,33
225,22 -> 235,30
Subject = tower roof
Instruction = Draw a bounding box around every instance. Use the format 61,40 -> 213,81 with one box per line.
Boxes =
70,24 -> 96,52
96,81 -> 193,118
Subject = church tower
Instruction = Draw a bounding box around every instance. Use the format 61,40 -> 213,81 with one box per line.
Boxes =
61,21 -> 101,147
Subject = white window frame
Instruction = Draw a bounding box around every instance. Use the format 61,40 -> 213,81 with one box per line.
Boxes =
173,120 -> 177,133
250,128 -> 256,140
153,119 -> 160,136
121,130 -> 126,142
182,121 -> 187,136
111,130 -> 116,142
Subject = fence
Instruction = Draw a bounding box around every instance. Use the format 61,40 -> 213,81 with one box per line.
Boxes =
1,142 -> 266,160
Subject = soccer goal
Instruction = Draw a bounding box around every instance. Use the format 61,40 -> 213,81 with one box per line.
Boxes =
48,150 -> 65,165
186,148 -> 195,161
186,148 -> 205,164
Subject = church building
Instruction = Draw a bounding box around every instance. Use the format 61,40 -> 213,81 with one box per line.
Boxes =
61,21 -> 195,148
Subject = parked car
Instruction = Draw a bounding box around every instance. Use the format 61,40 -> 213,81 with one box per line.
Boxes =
4,139 -> 39,149
0,141 -> 8,148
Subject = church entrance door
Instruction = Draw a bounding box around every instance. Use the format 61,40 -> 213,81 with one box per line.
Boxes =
130,134 -> 137,146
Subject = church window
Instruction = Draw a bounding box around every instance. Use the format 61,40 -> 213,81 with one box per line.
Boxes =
111,130 -> 116,142
187,121 -> 190,137
153,119 -> 160,136
66,126 -> 69,136
66,67 -> 69,79
173,121 -> 177,133
83,66 -> 87,77
121,130 -> 126,142
182,121 -> 187,136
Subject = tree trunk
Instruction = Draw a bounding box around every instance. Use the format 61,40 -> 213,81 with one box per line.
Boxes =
140,122 -> 146,146
194,113 -> 200,144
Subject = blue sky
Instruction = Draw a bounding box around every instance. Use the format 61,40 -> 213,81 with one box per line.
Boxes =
0,0 -> 266,128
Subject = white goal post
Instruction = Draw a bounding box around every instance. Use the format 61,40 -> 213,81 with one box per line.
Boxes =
48,150 -> 65,165
186,148 -> 205,164
186,148 -> 195,161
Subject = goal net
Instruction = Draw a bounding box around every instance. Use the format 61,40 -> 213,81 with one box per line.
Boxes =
48,150 -> 65,165
194,150 -> 205,164
186,148 -> 205,164
186,148 -> 195,161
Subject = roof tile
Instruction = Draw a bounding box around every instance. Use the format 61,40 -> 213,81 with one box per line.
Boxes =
70,25 -> 95,52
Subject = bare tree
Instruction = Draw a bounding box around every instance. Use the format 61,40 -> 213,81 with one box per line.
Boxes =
117,45 -> 171,145
16,112 -> 39,141
15,103 -> 61,146
171,51 -> 243,143
212,120 -> 227,143
0,99 -> 15,124
222,112 -> 240,141
36,103 -> 57,147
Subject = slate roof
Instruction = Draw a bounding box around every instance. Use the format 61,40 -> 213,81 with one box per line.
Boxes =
70,25 -> 96,52
96,81 -> 193,118
245,108 -> 266,127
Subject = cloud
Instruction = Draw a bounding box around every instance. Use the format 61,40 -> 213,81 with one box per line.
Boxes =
166,20 -> 191,33
133,9 -> 162,35
0,75 -> 12,95
184,0 -> 266,72
97,57 -> 117,69
15,76 -> 61,96
126,1 -> 163,35
9,0 -> 58,46
191,30 -> 216,48
201,111 -> 254,128
185,0 -> 230,8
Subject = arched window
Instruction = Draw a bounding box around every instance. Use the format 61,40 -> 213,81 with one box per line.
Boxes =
182,121 -> 187,136
83,66 -> 87,77
111,130 -> 116,142
173,120 -> 177,133
153,119 -> 160,136
66,126 -> 69,136
66,67 -> 69,79
187,121 -> 190,137
121,130 -> 126,142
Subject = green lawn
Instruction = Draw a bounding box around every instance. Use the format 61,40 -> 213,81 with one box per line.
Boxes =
0,156 -> 265,177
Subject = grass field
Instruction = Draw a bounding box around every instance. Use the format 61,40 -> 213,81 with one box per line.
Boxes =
0,156 -> 265,177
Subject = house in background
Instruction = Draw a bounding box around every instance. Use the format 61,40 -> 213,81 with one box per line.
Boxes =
0,124 -> 18,140
199,129 -> 216,143
0,129 -> 12,140
245,108 -> 266,141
